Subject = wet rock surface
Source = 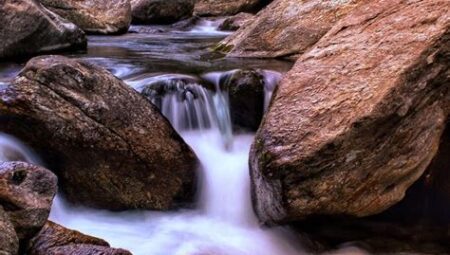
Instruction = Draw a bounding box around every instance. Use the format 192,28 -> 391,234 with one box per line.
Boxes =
0,55 -> 199,211
39,0 -> 132,35
0,0 -> 87,59
218,0 -> 366,58
0,162 -> 57,240
27,221 -> 132,255
131,0 -> 195,24
250,0 -> 450,224
220,69 -> 265,132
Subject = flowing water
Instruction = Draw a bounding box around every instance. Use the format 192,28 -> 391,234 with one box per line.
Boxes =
0,18 -> 316,255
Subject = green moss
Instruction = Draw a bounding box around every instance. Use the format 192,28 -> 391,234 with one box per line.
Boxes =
211,43 -> 234,54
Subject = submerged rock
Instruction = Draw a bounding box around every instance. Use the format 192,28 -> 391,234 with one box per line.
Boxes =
39,0 -> 132,35
194,0 -> 264,16
0,56 -> 199,210
250,0 -> 450,224
220,69 -> 265,132
0,162 -> 57,239
131,0 -> 195,24
27,221 -> 131,255
217,0 -> 366,58
0,0 -> 87,59
0,207 -> 19,255
219,12 -> 255,31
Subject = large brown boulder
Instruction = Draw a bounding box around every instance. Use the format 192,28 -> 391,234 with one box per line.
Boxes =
218,12 -> 255,31
0,207 -> 19,255
194,0 -> 264,16
39,0 -> 132,35
0,0 -> 87,59
0,55 -> 199,210
217,0 -> 366,58
131,0 -> 195,24
0,162 -> 57,239
27,221 -> 131,255
250,0 -> 450,224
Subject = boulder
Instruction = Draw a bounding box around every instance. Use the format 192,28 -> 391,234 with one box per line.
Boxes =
0,162 -> 57,239
250,0 -> 450,224
194,0 -> 264,16
220,69 -> 265,131
27,221 -> 131,255
0,0 -> 87,59
131,0 -> 195,24
0,207 -> 19,255
0,55 -> 199,210
219,13 -> 255,31
217,0 -> 366,58
39,0 -> 132,35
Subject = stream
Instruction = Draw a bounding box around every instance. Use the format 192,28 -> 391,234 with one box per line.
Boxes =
0,19 -> 314,255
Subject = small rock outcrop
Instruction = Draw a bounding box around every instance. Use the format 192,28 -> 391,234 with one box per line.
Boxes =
27,221 -> 131,255
0,55 -> 199,210
217,0 -> 366,58
219,13 -> 255,31
194,0 -> 263,16
0,0 -> 87,59
39,0 -> 132,35
131,0 -> 195,24
250,0 -> 450,224
220,69 -> 265,131
0,162 -> 57,240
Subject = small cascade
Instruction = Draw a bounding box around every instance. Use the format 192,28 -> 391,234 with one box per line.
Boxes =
0,133 -> 41,165
187,18 -> 231,36
261,70 -> 283,111
127,73 -> 234,148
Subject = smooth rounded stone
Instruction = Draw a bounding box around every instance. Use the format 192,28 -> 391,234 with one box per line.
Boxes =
220,69 -> 265,131
27,221 -> 131,255
194,0 -> 264,16
0,207 -> 19,255
0,0 -> 87,59
0,55 -> 199,211
0,162 -> 57,239
171,16 -> 201,30
250,0 -> 450,224
216,0 -> 367,58
218,12 -> 255,31
131,0 -> 195,24
39,0 -> 132,35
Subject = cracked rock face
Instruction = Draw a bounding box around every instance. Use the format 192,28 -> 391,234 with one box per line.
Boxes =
250,0 -> 450,224
39,0 -> 132,35
0,55 -> 199,211
0,0 -> 87,59
27,221 -> 132,255
217,0 -> 367,58
0,162 -> 57,240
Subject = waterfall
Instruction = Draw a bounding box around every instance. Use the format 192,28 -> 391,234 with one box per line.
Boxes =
0,133 -> 42,165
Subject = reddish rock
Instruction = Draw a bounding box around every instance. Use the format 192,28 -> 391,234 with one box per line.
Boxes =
217,0 -> 367,58
0,0 -> 87,59
250,0 -> 450,224
39,0 -> 132,35
0,207 -> 19,255
131,0 -> 195,24
27,221 -> 131,255
0,162 -> 57,239
219,12 -> 255,31
194,0 -> 264,16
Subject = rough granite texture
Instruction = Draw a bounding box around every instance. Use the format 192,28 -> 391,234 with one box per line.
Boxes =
0,56 -> 199,211
0,162 -> 57,240
250,0 -> 450,224
194,0 -> 262,16
0,0 -> 87,59
40,0 -> 132,34
218,0 -> 367,58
